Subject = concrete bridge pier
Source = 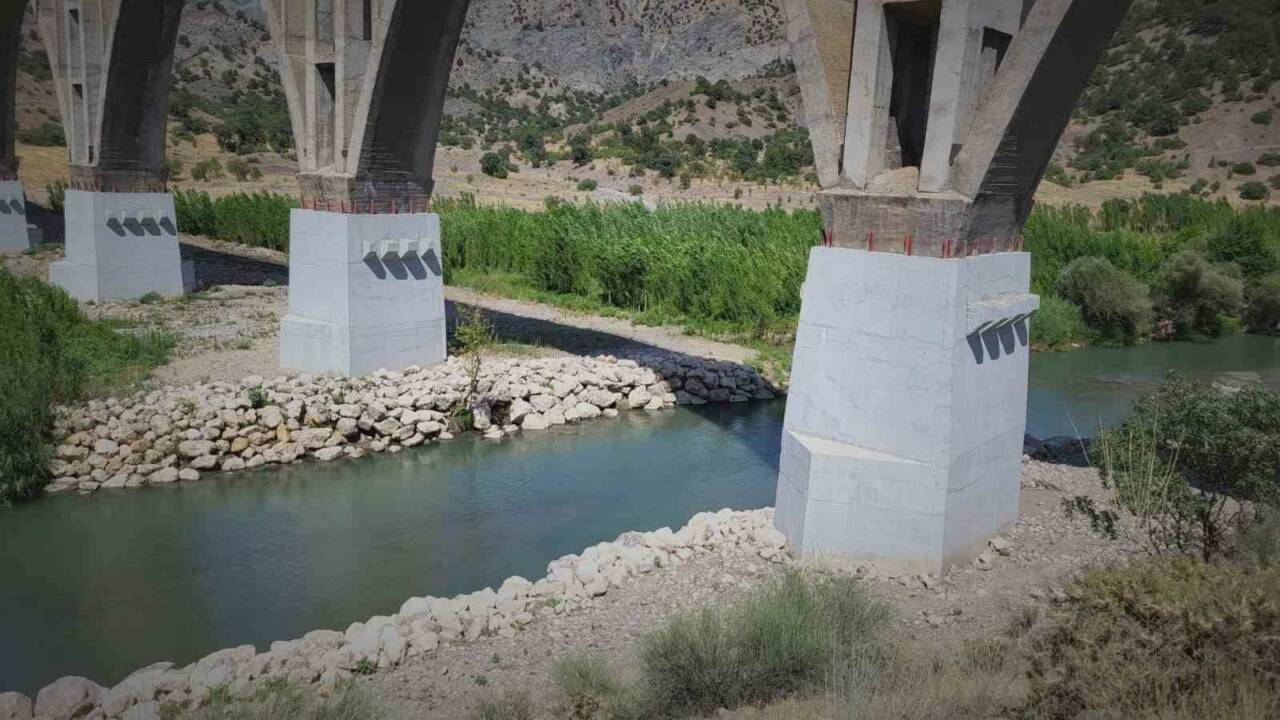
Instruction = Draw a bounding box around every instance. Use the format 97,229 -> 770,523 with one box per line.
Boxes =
37,0 -> 191,300
779,0 -> 1131,574
265,0 -> 469,375
1,2 -> 34,253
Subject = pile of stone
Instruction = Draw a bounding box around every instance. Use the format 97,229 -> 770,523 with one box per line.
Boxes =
0,509 -> 788,720
46,353 -> 775,494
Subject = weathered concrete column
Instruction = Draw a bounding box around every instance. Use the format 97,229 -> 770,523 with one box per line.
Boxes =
778,0 -> 1131,574
266,0 -> 469,376
0,1 -> 32,252
38,0 -> 191,300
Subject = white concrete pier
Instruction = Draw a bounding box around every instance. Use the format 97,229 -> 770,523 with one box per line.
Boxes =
50,190 -> 190,301
775,246 -> 1039,574
279,210 -> 447,376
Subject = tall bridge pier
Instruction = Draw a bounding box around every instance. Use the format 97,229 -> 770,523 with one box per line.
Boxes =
1,2 -> 32,253
37,0 -> 191,301
266,0 -> 470,376
778,0 -> 1131,574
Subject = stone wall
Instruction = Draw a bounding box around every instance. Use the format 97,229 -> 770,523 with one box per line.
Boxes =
47,352 -> 776,495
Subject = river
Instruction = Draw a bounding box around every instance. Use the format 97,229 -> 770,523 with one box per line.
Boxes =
2,334 -> 1278,695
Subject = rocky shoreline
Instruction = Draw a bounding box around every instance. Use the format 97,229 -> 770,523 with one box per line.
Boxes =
0,508 -> 789,720
45,352 -> 776,495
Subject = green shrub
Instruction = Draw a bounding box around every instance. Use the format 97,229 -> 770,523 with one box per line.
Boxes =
1245,273 -> 1280,332
1024,558 -> 1280,718
176,679 -> 381,719
575,179 -> 598,192
1232,161 -> 1257,176
472,690 -> 535,720
1259,152 -> 1280,167
627,184 -> 644,196
0,268 -> 172,504
480,152 -> 508,179
553,653 -> 621,718
1250,110 -> 1273,125
1030,294 -> 1089,350
1153,251 -> 1244,338
1118,374 -> 1280,559
1240,181 -> 1270,200
16,121 -> 65,147
1056,256 -> 1153,342
226,158 -> 262,182
635,571 -> 888,717
191,158 -> 224,182
45,180 -> 67,214
1200,212 -> 1280,279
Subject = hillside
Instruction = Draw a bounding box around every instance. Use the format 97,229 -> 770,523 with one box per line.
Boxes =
10,0 -> 1280,207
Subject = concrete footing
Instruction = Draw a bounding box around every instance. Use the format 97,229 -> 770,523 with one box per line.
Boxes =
775,247 -> 1039,575
279,210 -> 447,376
0,180 -> 33,252
49,190 -> 190,301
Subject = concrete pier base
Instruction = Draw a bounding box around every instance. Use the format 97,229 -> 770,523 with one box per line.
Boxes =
775,247 -> 1039,575
279,210 -> 447,376
0,180 -> 32,252
50,190 -> 190,301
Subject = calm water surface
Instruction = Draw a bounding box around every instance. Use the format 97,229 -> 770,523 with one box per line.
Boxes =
0,403 -> 783,696
3,334 -> 1280,695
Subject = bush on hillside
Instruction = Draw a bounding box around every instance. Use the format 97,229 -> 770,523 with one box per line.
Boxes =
16,121 -> 65,147
0,269 -> 172,504
1024,557 -> 1280,718
575,179 -> 597,192
1245,273 -> 1280,333
1239,181 -> 1270,200
480,152 -> 508,179
1056,256 -> 1154,343
1153,251 -> 1244,338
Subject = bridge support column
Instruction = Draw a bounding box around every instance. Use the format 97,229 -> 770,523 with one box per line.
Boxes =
1,3 -> 32,252
37,0 -> 189,300
50,190 -> 188,301
780,0 -> 1131,572
265,0 -> 468,375
280,210 -> 445,376
777,245 -> 1037,575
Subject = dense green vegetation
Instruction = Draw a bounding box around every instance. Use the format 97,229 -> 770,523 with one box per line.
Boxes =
174,189 -> 296,252
0,268 -> 172,506
1026,194 -> 1280,347
437,195 -> 818,334
171,189 -> 1279,358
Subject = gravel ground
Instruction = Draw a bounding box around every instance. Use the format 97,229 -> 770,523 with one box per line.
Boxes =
361,460 -> 1137,719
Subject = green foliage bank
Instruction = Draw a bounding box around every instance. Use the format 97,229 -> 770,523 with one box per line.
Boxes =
0,269 -> 173,505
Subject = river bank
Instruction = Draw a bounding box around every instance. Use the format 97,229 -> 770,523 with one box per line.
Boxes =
0,458 -> 1136,719
45,351 -> 774,495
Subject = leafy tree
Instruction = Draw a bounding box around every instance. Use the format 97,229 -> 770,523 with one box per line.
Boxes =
480,152 -> 508,179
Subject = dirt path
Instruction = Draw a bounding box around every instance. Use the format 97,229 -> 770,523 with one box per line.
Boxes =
361,460 -> 1135,719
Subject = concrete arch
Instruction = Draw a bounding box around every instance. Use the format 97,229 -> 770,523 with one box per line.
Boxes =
261,0 -> 470,208
37,0 -> 186,191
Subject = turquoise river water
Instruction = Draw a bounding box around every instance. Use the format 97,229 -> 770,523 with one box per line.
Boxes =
2,334 -> 1278,695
